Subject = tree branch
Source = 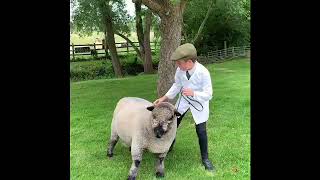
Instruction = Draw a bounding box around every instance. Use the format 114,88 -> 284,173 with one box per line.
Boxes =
139,0 -> 165,17
192,0 -> 215,44
115,32 -> 142,60
179,0 -> 188,13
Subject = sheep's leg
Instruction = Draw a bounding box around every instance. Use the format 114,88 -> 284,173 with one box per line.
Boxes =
128,144 -> 143,180
106,132 -> 119,158
155,153 -> 167,178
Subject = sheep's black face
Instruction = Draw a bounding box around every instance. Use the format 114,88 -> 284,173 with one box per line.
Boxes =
150,108 -> 175,138
154,125 -> 165,138
147,103 -> 181,138
152,116 -> 173,138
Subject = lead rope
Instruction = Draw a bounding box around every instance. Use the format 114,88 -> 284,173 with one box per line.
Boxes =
176,87 -> 204,112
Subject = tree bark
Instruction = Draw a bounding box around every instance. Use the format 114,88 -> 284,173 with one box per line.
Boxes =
157,10 -> 184,102
136,0 -> 165,17
141,0 -> 187,101
105,1 -> 123,78
134,0 -> 154,73
103,32 -> 109,59
143,10 -> 154,74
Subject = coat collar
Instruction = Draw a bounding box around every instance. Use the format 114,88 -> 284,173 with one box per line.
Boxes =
187,61 -> 197,76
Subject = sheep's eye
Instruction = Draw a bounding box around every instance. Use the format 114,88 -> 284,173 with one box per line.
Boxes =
170,115 -> 173,120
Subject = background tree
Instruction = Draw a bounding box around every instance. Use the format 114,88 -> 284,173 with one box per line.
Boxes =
183,0 -> 250,54
72,0 -> 132,77
134,0 -> 154,73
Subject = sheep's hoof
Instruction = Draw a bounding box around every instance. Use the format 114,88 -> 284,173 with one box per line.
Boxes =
127,175 -> 136,180
156,172 -> 164,178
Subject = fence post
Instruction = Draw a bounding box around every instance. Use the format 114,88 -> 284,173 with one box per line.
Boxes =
72,43 -> 75,60
126,41 -> 129,54
242,46 -> 245,56
224,41 -> 227,57
93,43 -> 97,58
232,47 -> 235,57
102,39 -> 108,58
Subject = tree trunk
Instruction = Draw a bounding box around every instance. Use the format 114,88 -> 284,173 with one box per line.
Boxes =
143,10 -> 154,74
157,11 -> 183,102
105,2 -> 123,78
103,32 -> 109,59
139,0 -> 187,102
135,0 -> 145,62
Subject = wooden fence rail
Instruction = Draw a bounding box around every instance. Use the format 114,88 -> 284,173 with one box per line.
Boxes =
70,41 -> 157,59
70,41 -> 250,64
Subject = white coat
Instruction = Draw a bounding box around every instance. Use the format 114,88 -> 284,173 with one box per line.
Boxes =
165,61 -> 213,124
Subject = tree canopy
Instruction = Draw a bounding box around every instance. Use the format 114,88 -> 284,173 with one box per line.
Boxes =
183,0 -> 250,53
71,0 -> 132,37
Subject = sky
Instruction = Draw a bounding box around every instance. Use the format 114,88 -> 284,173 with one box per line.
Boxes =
125,0 -> 135,16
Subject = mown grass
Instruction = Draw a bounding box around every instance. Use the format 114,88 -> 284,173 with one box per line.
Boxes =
70,58 -> 250,180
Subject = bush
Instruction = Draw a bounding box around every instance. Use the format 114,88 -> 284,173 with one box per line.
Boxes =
70,60 -> 114,81
122,59 -> 144,76
70,53 -> 160,81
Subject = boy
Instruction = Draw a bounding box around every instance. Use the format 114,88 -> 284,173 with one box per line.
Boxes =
153,43 -> 215,171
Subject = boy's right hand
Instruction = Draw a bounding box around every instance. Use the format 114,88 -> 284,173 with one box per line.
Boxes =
153,96 -> 168,106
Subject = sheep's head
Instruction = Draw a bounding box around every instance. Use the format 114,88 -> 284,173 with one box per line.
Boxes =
146,102 -> 181,138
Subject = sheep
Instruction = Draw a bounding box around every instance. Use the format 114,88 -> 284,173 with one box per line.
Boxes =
106,97 -> 181,180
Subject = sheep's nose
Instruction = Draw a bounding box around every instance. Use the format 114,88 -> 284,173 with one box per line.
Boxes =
154,126 -> 164,138
155,129 -> 162,138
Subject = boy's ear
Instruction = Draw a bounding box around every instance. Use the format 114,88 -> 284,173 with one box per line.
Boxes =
174,110 -> 181,117
146,106 -> 155,111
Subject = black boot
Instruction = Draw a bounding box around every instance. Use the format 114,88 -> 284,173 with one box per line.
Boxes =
202,158 -> 214,171
196,122 -> 215,171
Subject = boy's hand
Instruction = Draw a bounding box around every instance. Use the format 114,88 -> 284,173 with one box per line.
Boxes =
182,88 -> 194,96
153,96 -> 168,106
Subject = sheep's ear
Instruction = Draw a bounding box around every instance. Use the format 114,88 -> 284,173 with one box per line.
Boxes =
174,110 -> 181,117
146,106 -> 155,111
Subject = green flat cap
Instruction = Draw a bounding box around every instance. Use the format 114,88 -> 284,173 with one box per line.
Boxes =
171,43 -> 197,61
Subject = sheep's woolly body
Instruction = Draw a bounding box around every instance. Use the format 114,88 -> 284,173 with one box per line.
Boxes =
107,97 -> 179,179
111,97 -> 177,153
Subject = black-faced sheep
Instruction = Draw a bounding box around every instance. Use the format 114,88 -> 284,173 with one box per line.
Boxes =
106,97 -> 181,180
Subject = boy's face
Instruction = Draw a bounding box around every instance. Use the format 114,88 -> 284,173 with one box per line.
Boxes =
176,59 -> 193,71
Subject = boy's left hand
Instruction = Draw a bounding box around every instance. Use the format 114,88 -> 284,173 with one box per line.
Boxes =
182,88 -> 194,96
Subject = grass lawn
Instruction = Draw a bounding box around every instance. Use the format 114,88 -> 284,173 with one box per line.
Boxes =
70,58 -> 250,180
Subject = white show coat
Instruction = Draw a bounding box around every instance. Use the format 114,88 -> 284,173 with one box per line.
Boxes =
165,61 -> 213,124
